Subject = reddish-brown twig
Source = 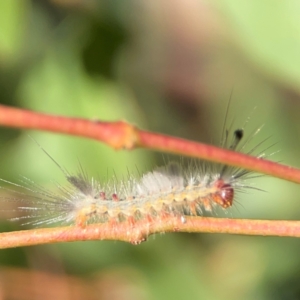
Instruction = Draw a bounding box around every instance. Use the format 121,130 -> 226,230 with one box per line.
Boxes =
0,104 -> 299,183
0,217 -> 300,249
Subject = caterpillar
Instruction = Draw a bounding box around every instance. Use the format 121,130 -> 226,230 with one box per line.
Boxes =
0,123 -> 267,229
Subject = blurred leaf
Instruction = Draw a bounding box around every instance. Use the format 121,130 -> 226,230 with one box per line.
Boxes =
0,0 -> 29,65
219,0 -> 300,90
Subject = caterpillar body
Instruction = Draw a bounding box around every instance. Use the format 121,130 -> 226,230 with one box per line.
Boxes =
0,126 -> 267,229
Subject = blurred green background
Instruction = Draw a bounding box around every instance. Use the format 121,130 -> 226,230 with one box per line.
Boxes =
1,0 -> 300,299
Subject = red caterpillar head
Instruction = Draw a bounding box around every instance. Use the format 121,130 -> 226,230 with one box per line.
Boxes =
211,129 -> 243,208
212,180 -> 234,208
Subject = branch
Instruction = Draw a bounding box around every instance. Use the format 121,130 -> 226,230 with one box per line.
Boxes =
1,217 -> 300,249
0,104 -> 299,183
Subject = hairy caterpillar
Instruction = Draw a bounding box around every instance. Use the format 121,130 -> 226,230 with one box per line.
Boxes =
0,122 -> 267,229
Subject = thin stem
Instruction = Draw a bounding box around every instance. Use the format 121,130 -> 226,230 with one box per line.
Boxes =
0,104 -> 299,184
0,217 -> 300,249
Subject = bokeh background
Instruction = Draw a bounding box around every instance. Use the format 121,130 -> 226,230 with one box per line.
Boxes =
0,1 -> 300,299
